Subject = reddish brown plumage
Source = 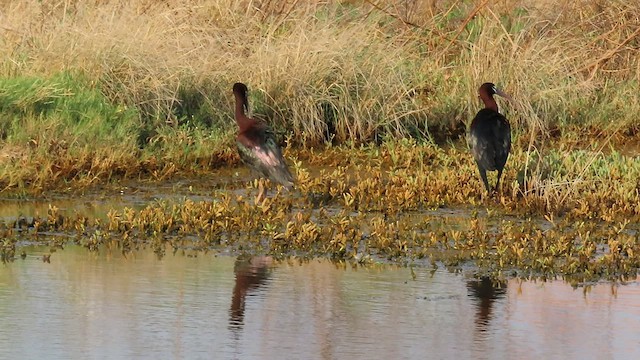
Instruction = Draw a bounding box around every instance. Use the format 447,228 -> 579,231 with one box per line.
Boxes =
232,82 -> 294,198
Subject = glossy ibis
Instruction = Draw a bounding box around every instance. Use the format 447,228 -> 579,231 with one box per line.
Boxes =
232,82 -> 294,203
468,82 -> 512,194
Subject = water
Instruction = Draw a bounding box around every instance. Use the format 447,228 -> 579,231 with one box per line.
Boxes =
1,246 -> 639,360
0,176 -> 225,222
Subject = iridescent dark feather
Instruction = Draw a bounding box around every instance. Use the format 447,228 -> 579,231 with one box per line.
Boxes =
236,125 -> 294,188
469,109 -> 511,173
468,83 -> 512,194
233,82 -> 294,188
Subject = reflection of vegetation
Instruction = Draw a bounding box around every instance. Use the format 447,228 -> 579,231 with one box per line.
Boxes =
0,1 -> 638,191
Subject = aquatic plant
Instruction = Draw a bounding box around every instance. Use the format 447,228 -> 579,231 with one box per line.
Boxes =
1,167 -> 639,285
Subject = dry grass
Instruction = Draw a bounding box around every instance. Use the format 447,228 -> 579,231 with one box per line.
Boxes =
0,0 -> 638,195
1,1 -> 638,139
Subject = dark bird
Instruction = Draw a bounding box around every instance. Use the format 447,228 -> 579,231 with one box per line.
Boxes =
232,82 -> 294,203
468,82 -> 512,194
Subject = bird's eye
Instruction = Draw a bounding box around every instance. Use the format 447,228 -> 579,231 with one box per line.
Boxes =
492,86 -> 497,94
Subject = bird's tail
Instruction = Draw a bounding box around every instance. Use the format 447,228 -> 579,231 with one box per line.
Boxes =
271,163 -> 295,190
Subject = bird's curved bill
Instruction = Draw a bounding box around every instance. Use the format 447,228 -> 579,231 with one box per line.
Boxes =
493,87 -> 513,102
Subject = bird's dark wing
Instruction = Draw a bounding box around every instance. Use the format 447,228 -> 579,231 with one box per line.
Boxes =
469,109 -> 511,171
492,115 -> 511,170
237,126 -> 294,188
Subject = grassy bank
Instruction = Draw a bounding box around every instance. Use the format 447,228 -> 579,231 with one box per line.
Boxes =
0,1 -> 639,195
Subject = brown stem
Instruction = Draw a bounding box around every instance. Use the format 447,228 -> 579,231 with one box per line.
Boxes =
574,25 -> 640,79
441,0 -> 490,55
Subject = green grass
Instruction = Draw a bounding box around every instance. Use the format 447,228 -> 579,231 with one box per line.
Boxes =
0,72 -> 138,143
0,72 -> 235,190
0,1 -> 638,192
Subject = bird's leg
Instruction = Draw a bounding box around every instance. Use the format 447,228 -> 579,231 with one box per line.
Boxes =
494,169 -> 503,195
255,178 -> 266,205
477,165 -> 492,195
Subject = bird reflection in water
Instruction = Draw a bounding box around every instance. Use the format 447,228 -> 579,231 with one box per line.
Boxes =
466,277 -> 507,331
228,255 -> 274,333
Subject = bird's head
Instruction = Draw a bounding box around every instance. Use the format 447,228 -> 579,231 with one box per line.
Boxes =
233,82 -> 249,112
233,82 -> 248,95
479,82 -> 512,102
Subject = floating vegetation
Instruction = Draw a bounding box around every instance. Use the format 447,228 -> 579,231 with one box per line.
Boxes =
2,139 -> 640,288
1,157 -> 639,287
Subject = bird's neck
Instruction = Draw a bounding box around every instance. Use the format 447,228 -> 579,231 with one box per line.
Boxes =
234,94 -> 254,132
480,93 -> 499,112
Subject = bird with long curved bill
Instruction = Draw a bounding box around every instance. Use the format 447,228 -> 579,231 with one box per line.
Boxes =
468,82 -> 512,195
232,82 -> 295,204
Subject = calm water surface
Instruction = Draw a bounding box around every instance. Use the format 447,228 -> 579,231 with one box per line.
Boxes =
1,246 -> 639,360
